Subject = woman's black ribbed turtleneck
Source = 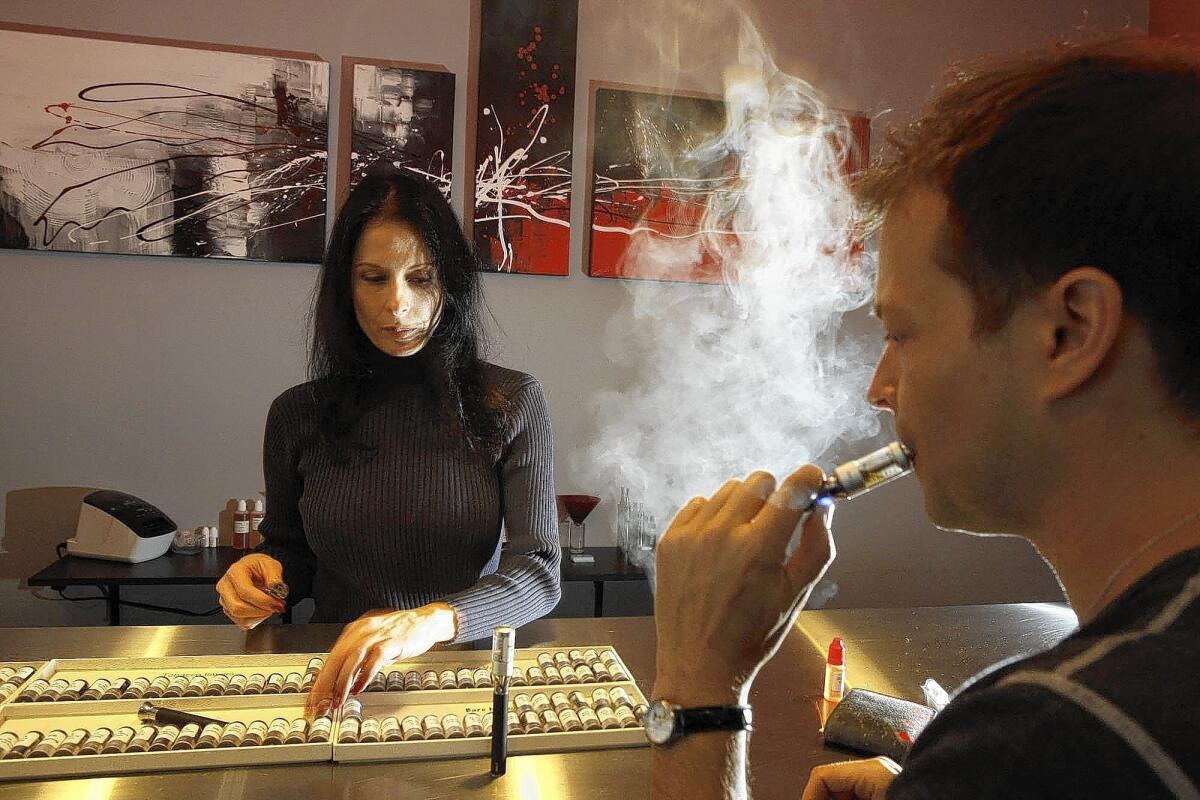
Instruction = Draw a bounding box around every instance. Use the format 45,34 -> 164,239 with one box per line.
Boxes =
255,359 -> 560,641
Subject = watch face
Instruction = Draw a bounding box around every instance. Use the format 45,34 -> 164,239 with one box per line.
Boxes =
644,700 -> 675,745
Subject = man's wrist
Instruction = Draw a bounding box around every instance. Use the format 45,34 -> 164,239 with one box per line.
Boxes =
653,674 -> 748,707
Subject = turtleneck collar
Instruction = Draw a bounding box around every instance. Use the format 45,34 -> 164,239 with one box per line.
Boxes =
363,343 -> 430,386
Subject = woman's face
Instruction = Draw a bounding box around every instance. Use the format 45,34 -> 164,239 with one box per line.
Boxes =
351,220 -> 444,358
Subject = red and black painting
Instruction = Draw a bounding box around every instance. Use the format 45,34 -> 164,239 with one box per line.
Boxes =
471,0 -> 577,275
587,85 -> 871,283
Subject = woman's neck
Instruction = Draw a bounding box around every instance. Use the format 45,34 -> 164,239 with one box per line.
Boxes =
363,344 -> 428,386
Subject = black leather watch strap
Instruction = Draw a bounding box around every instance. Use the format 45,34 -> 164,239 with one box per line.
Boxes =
677,705 -> 753,737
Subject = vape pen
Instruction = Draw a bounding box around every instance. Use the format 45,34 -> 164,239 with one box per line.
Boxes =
806,441 -> 913,510
138,701 -> 229,729
490,625 -> 515,777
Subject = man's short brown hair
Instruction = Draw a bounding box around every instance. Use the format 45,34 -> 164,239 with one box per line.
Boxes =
859,37 -> 1200,414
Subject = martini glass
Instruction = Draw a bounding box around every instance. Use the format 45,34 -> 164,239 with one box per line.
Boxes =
558,495 -> 600,563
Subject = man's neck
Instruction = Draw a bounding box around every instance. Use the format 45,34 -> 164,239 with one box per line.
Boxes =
1031,431 -> 1200,626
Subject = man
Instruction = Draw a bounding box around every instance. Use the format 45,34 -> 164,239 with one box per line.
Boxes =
651,38 -> 1200,799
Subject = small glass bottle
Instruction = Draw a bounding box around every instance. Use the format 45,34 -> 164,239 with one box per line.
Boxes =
249,499 -> 265,547
232,500 -> 250,550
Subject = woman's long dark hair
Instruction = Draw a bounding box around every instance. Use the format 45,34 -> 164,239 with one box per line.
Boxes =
309,172 -> 509,459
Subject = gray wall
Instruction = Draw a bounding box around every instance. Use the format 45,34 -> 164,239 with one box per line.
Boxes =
0,0 -> 1145,625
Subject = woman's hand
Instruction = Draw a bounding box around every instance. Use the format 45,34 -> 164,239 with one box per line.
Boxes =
216,553 -> 287,630
305,602 -> 458,716
802,757 -> 902,800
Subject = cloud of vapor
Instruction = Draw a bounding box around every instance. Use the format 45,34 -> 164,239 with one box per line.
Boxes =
578,2 -> 882,582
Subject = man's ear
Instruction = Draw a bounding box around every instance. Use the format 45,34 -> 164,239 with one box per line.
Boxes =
1038,266 -> 1124,402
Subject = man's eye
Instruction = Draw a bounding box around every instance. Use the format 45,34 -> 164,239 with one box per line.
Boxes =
411,273 -> 434,285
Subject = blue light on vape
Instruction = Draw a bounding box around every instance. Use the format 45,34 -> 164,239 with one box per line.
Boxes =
817,496 -> 834,508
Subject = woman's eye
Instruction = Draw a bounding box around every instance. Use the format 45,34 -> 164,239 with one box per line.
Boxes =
411,273 -> 434,286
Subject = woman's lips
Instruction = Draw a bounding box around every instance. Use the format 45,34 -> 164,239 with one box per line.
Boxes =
383,325 -> 422,340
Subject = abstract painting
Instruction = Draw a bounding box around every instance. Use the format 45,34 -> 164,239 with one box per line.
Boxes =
586,85 -> 871,283
338,58 -> 455,205
470,0 -> 577,275
587,86 -> 730,283
0,24 -> 328,262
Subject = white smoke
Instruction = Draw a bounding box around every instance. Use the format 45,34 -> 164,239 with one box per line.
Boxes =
578,3 -> 882,582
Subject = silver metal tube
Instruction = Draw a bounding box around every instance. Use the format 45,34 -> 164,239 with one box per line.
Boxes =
807,441 -> 913,509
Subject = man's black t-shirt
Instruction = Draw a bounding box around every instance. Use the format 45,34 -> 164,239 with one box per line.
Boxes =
888,547 -> 1200,799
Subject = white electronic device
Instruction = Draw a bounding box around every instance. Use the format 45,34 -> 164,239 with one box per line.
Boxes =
65,489 -> 177,563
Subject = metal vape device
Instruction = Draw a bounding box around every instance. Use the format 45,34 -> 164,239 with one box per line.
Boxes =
806,441 -> 913,510
138,701 -> 228,729
490,626 -> 515,777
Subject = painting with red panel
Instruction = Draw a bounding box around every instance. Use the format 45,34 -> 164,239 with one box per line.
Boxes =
471,0 -> 577,275
587,86 -> 870,283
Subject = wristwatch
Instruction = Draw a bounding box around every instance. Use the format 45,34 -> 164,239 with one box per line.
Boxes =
643,699 -> 753,745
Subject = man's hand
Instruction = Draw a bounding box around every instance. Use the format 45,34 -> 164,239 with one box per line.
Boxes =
653,467 -> 835,704
304,602 -> 457,716
802,757 -> 902,800
216,553 -> 287,629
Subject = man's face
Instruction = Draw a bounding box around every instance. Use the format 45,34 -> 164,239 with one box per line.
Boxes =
867,188 -> 1040,534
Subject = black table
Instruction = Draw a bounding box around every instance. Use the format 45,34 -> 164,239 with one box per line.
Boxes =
560,547 -> 647,616
27,547 -> 646,625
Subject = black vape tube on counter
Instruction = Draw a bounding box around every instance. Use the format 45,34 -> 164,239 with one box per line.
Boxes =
490,626 -> 515,777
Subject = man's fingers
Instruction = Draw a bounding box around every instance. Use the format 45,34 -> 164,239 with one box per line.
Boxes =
686,479 -> 741,531
750,465 -> 824,557
667,497 -> 706,532
712,471 -> 776,529
783,502 -> 836,592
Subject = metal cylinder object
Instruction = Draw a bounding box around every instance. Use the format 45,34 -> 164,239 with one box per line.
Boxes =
218,722 -> 247,748
560,708 -> 583,732
380,716 -> 402,742
101,726 -> 137,754
148,726 -> 180,752
54,728 -> 90,757
400,716 -> 423,742
171,723 -> 200,751
80,678 -> 111,701
29,730 -> 67,758
196,723 -> 223,749
242,721 -> 269,747
358,718 -> 381,743
421,714 -> 444,740
284,719 -> 309,745
126,726 -> 156,753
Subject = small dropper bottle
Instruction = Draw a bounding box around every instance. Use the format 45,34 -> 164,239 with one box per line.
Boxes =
823,637 -> 846,703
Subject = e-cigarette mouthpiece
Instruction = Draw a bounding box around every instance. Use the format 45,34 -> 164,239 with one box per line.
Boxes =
491,626 -> 515,689
808,441 -> 913,510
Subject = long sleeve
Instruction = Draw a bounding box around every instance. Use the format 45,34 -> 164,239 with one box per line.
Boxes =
254,388 -> 318,602
441,376 -> 561,642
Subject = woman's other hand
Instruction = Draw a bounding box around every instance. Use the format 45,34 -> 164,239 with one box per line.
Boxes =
216,553 -> 287,629
305,602 -> 457,716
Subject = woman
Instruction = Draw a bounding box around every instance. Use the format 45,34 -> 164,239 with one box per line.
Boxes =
215,172 -> 560,712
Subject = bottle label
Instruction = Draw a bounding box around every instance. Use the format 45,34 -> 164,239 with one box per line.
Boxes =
233,521 -> 249,533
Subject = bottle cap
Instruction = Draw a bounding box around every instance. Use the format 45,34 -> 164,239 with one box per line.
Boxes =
253,499 -> 264,512
236,499 -> 247,511
827,637 -> 845,666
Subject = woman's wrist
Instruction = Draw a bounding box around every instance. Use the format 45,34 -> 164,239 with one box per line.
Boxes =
419,602 -> 458,643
